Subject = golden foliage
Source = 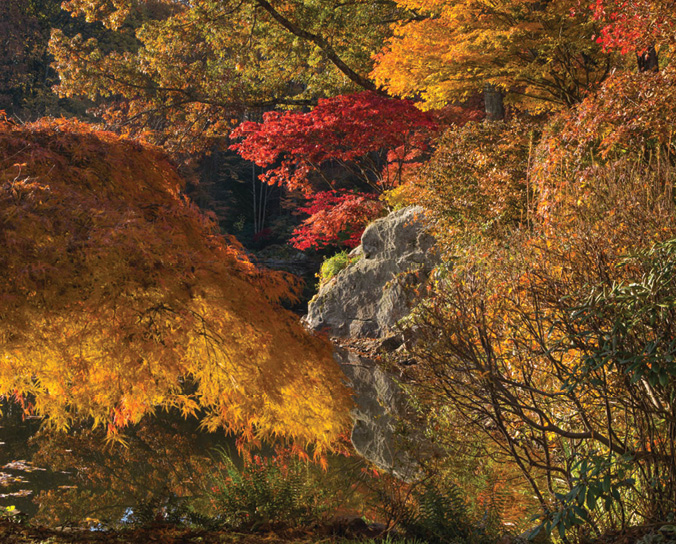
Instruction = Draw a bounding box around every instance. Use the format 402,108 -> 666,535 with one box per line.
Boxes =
372,0 -> 615,110
0,118 -> 352,452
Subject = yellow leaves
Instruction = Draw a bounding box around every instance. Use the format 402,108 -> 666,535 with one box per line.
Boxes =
0,119 -> 352,453
374,0 -> 611,109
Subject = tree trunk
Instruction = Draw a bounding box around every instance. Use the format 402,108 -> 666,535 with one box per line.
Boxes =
637,46 -> 659,72
484,83 -> 505,121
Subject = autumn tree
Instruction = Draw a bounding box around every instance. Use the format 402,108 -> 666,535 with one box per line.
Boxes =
411,119 -> 536,248
229,92 -> 437,250
0,118 -> 352,451
48,0 -> 419,151
372,0 -> 616,111
409,232 -> 676,536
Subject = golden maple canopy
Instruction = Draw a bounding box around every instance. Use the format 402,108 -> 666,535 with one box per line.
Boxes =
0,118 -> 352,451
372,0 -> 614,110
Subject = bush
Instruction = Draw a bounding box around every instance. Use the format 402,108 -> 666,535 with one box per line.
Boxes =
203,449 -> 341,529
318,250 -> 361,286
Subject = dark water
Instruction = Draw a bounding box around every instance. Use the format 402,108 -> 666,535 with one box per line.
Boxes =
0,403 -> 71,520
0,402 -> 238,527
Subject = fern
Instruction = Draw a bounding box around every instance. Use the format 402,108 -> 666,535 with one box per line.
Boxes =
204,448 -> 338,529
389,479 -> 498,544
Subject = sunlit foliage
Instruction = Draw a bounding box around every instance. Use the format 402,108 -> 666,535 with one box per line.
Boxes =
406,86 -> 676,533
0,118 -> 352,451
590,0 -> 676,54
230,92 -> 436,250
372,0 -> 616,110
412,119 -> 537,248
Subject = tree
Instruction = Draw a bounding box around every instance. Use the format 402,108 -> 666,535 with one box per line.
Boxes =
0,118 -> 352,451
0,0 -> 117,119
0,0 -> 56,115
372,0 -> 616,110
231,93 -> 436,195
49,0 -> 417,151
230,91 -> 437,250
590,0 -> 676,70
411,119 -> 536,247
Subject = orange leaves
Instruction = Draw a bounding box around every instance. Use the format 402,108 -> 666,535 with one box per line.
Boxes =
415,119 -> 535,250
564,65 -> 676,157
0,118 -> 352,451
373,0 -> 614,109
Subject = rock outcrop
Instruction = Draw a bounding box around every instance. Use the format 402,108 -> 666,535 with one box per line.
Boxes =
304,206 -> 438,475
305,206 -> 438,340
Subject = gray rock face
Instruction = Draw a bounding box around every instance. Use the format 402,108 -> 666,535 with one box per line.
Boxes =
305,206 -> 438,339
334,346 -> 416,478
304,207 -> 438,475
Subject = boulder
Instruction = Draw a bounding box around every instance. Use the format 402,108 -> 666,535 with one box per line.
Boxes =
305,206 -> 438,339
304,206 -> 438,475
333,346 -> 415,477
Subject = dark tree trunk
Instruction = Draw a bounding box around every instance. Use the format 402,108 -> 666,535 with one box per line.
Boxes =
637,46 -> 659,72
484,83 -> 505,121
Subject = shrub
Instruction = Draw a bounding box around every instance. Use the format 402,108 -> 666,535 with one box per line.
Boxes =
203,449 -> 340,529
318,251 -> 362,286
371,473 -> 500,544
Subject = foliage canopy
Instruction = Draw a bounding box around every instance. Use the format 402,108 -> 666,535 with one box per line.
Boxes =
0,118 -> 352,450
50,0 -> 415,150
372,0 -> 616,109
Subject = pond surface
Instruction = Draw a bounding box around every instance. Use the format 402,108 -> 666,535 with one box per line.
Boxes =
0,401 -> 237,527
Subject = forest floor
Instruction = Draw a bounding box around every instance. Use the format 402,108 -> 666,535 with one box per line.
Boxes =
4,520 -> 676,544
0,521 -> 387,544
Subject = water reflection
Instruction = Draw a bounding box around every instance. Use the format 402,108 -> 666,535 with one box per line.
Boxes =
0,401 -> 72,519
0,402 -> 236,527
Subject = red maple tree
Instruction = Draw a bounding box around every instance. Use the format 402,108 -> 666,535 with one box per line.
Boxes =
230,92 -> 436,249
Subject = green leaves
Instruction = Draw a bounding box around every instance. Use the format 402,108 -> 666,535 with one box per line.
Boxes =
535,454 -> 636,539
568,239 -> 676,393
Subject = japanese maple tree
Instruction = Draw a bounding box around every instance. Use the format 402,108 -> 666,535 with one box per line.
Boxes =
230,92 -> 436,194
0,118 -> 352,451
230,92 -> 436,249
289,191 -> 383,251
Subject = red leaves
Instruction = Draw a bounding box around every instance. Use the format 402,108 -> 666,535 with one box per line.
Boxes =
230,92 -> 436,250
590,0 -> 676,53
230,92 -> 437,194
229,92 -> 437,251
289,190 -> 384,251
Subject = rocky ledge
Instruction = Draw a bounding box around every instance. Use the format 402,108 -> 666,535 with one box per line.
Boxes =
304,206 -> 439,475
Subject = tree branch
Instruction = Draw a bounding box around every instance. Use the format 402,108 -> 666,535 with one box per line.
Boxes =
253,0 -> 382,93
